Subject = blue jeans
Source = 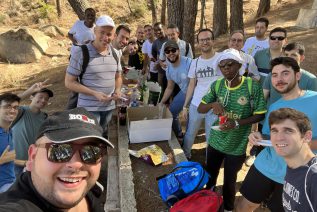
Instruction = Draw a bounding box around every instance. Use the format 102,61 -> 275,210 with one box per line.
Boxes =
91,110 -> 113,137
183,104 -> 217,158
169,91 -> 186,137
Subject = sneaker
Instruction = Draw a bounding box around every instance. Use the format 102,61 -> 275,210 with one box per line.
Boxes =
245,155 -> 256,167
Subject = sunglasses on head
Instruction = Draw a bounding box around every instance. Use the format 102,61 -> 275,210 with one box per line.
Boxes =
164,48 -> 177,54
36,143 -> 107,164
218,61 -> 237,69
270,36 -> 285,41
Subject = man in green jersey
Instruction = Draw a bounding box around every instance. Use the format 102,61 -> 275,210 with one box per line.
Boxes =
198,48 -> 267,212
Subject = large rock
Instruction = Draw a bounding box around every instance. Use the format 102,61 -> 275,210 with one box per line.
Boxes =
0,27 -> 50,63
296,0 -> 317,29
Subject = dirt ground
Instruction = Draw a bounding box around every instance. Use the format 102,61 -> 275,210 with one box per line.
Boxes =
0,0 -> 316,211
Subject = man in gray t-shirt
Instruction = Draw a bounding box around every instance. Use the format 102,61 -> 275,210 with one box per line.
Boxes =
65,15 -> 122,137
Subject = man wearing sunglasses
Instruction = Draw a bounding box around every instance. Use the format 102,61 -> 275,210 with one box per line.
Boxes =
198,48 -> 266,212
254,27 -> 288,85
0,107 -> 114,211
159,40 -> 192,144
0,93 -> 20,193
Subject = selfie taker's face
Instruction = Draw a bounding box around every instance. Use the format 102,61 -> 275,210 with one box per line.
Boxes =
27,136 -> 101,209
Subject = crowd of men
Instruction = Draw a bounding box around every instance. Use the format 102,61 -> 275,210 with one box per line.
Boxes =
0,7 -> 316,212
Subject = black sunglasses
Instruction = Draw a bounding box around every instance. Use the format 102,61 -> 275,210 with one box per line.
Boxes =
270,36 -> 285,41
164,48 -> 177,54
37,143 -> 107,164
218,61 -> 237,69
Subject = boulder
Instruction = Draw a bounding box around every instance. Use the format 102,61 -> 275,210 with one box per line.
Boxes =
0,27 -> 50,63
296,0 -> 317,29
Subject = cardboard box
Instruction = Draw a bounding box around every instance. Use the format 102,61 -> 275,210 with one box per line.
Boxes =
127,106 -> 173,143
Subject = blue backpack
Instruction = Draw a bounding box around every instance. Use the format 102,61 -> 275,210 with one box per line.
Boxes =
157,161 -> 210,207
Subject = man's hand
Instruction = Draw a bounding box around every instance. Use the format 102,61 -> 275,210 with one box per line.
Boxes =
159,60 -> 167,69
29,79 -> 52,93
182,107 -> 189,120
219,119 -> 235,131
93,92 -> 113,102
111,92 -> 122,101
0,146 -> 16,165
211,102 -> 225,115
248,131 -> 264,146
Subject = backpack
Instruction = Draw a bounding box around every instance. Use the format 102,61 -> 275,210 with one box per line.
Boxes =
66,45 -> 119,109
215,76 -> 254,110
170,189 -> 223,212
185,42 -> 190,57
157,161 -> 210,207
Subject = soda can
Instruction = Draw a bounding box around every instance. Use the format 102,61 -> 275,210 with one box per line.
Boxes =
219,115 -> 227,125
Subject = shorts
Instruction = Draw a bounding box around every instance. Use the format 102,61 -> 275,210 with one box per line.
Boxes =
240,165 -> 284,212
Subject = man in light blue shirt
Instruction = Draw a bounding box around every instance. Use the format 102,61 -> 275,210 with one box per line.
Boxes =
159,40 -> 191,141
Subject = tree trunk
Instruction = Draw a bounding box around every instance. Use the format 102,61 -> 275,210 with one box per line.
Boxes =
149,0 -> 157,24
256,0 -> 270,18
183,0 -> 198,55
213,0 -> 228,37
161,0 -> 166,25
127,0 -> 133,14
67,0 -> 90,20
167,0 -> 184,36
230,0 -> 243,32
200,0 -> 206,30
56,0 -> 62,17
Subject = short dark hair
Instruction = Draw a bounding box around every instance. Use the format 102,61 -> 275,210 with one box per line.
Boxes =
269,108 -> 311,137
84,8 -> 95,14
144,24 -> 152,29
197,28 -> 214,42
167,23 -> 179,32
269,27 -> 287,38
0,93 -> 20,104
230,30 -> 245,39
284,42 -> 305,56
256,17 -> 269,28
115,24 -> 131,35
270,57 -> 300,73
153,22 -> 164,28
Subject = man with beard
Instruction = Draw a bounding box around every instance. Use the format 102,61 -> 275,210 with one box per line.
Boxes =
181,28 -> 220,159
236,57 -> 317,212
159,40 -> 192,142
128,26 -> 145,70
198,48 -> 266,212
263,42 -> 317,108
254,27 -> 288,85
0,107 -> 114,211
242,17 -> 269,57
0,93 -> 20,192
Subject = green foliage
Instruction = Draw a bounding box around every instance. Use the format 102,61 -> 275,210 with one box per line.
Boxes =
131,1 -> 146,18
37,0 -> 56,19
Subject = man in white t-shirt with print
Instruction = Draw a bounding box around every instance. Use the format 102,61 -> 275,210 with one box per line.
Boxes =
181,29 -> 220,159
242,17 -> 269,57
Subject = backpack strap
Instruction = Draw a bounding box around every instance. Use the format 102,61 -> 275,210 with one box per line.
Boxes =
10,107 -> 25,127
79,45 -> 89,81
110,45 -> 119,65
185,42 -> 189,56
215,78 -> 224,94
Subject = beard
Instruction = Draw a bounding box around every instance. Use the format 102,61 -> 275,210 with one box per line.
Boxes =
274,79 -> 297,94
167,54 -> 179,63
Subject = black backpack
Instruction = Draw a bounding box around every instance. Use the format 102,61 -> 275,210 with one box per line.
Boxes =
66,45 -> 119,109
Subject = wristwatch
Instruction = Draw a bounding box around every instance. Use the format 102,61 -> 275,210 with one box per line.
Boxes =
234,120 -> 240,129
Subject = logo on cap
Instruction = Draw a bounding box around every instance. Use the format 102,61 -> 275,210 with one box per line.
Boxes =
69,114 -> 96,124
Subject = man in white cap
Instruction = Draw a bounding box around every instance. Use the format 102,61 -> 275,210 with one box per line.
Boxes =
0,107 -> 113,211
65,15 -> 122,139
197,48 -> 267,212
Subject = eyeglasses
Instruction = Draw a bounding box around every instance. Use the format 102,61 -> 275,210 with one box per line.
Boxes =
218,61 -> 237,68
36,143 -> 107,164
198,37 -> 212,43
0,105 -> 19,111
164,48 -> 178,54
270,36 -> 285,41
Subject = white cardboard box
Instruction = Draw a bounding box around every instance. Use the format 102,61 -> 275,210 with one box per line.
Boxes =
127,106 -> 173,143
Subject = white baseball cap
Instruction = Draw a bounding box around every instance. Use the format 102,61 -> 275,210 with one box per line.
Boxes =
217,48 -> 244,64
96,15 -> 115,28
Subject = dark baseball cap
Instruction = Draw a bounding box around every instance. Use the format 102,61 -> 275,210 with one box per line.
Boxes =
37,107 -> 114,148
32,88 -> 54,98
164,40 -> 179,50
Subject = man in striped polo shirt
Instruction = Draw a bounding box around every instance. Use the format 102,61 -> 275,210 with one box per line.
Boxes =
65,15 -> 122,138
